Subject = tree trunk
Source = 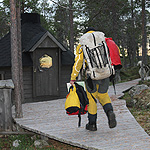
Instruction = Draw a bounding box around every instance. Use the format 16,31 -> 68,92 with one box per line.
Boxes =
111,1 -> 118,42
21,0 -> 25,13
142,0 -> 147,65
17,0 -> 24,105
141,61 -> 145,81
10,0 -> 23,118
69,0 -> 74,53
131,0 -> 136,66
121,39 -> 127,68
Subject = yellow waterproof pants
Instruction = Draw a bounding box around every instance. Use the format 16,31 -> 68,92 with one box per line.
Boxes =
86,84 -> 111,115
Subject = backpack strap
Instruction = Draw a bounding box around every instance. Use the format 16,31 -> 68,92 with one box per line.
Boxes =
110,74 -> 116,95
83,58 -> 86,70
112,78 -> 116,95
81,58 -> 86,78
92,33 -> 96,46
90,93 -> 97,103
78,111 -> 81,127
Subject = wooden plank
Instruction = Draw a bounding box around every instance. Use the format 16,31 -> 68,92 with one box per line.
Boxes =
0,90 -> 5,131
3,89 -> 12,131
12,78 -> 150,150
13,98 -> 150,150
0,89 -> 12,131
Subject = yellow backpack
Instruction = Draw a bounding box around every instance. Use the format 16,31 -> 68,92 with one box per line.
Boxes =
65,83 -> 89,127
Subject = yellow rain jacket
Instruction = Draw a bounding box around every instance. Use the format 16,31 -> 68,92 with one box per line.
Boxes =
71,31 -> 95,81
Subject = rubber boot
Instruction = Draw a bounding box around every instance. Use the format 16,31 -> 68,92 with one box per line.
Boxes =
103,103 -> 117,128
107,110 -> 117,128
86,122 -> 97,131
86,113 -> 97,131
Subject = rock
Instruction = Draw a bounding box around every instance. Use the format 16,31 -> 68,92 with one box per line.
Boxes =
131,89 -> 150,109
129,84 -> 149,97
146,102 -> 150,108
127,84 -> 150,109
34,139 -> 49,148
0,79 -> 14,89
13,139 -> 21,147
126,99 -> 137,107
31,135 -> 37,141
40,135 -> 49,141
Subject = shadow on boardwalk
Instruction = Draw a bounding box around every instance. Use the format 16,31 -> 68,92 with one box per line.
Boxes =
12,78 -> 150,150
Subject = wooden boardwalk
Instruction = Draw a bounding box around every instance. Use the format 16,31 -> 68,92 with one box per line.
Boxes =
12,78 -> 150,150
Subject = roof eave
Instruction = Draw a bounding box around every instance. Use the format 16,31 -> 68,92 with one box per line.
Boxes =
28,31 -> 67,52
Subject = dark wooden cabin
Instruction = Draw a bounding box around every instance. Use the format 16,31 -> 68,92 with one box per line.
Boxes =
0,13 -> 74,103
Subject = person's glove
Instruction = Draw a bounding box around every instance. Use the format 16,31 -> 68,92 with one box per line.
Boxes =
70,80 -> 76,86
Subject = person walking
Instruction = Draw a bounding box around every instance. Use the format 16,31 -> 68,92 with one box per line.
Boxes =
70,27 -> 117,131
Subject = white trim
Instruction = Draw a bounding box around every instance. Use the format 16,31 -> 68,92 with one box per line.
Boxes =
29,31 -> 67,52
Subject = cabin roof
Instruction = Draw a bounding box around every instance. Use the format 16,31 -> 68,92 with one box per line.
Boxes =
0,13 -> 74,67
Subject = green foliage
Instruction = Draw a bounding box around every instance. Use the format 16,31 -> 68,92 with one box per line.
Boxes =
122,91 -> 131,105
0,135 -> 34,150
0,134 -> 85,149
138,79 -> 150,86
120,67 -> 140,81
0,3 -> 10,38
0,134 -> 56,150
52,2 -> 70,47
128,106 -> 150,136
122,69 -> 150,136
78,0 -> 149,67
0,0 -> 150,68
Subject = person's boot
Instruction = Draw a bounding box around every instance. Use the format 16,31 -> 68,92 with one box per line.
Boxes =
86,113 -> 97,131
107,110 -> 117,128
86,122 -> 97,131
103,103 -> 117,128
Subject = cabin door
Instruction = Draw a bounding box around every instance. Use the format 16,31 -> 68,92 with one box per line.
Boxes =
33,48 -> 59,97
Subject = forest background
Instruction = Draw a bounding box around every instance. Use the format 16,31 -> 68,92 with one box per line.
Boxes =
0,0 -> 150,146
0,0 -> 150,131
0,0 -> 150,68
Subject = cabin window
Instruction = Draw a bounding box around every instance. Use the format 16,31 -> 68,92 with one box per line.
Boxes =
39,54 -> 52,69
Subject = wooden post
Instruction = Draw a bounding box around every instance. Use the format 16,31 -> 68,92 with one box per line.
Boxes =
0,80 -> 14,131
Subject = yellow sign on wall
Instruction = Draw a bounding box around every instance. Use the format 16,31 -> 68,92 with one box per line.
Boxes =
39,54 -> 52,68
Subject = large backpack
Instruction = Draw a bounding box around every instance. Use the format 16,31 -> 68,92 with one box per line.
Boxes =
65,83 -> 89,127
105,38 -> 122,70
105,38 -> 122,94
79,31 -> 115,80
